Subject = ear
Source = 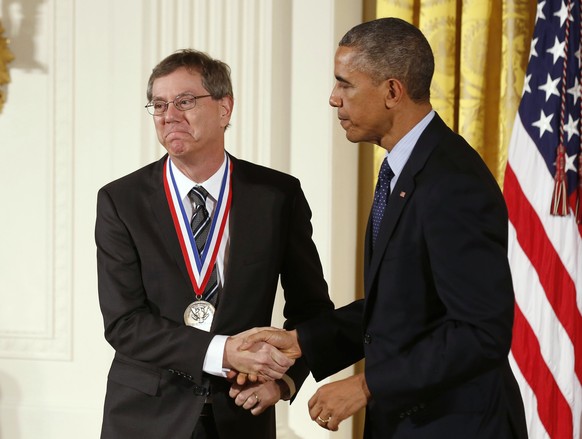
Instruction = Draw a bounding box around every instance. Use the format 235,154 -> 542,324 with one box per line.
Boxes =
383,78 -> 405,109
219,95 -> 234,128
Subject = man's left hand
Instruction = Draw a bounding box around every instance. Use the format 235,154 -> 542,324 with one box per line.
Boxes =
308,373 -> 371,431
229,379 -> 286,416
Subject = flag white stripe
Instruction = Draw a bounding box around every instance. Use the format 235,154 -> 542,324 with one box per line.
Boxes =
507,117 -> 582,313
509,352 -> 550,439
508,221 -> 582,439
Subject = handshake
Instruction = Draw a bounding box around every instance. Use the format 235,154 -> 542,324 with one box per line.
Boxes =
223,327 -> 302,383
221,327 -> 301,418
222,326 -> 370,432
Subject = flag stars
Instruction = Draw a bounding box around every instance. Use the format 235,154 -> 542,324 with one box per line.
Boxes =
565,152 -> 577,173
538,74 -> 561,101
567,77 -> 581,105
530,37 -> 539,59
532,110 -> 554,137
523,74 -> 532,95
562,114 -> 579,142
553,1 -> 571,27
546,37 -> 566,64
536,0 -> 546,23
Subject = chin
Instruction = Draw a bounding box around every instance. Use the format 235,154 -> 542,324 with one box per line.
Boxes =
165,141 -> 189,154
344,131 -> 362,144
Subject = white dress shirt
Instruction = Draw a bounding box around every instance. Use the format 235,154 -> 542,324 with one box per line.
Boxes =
385,110 -> 435,190
170,155 -> 230,377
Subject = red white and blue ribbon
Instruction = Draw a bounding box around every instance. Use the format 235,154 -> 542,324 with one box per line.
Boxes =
163,155 -> 232,298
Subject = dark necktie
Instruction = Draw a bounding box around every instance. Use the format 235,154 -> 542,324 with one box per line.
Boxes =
371,158 -> 394,247
189,186 -> 220,307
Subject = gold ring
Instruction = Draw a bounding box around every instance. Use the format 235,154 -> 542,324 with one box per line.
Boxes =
317,415 -> 331,423
253,393 -> 260,403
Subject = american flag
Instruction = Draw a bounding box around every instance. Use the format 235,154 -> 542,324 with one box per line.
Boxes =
503,0 -> 581,438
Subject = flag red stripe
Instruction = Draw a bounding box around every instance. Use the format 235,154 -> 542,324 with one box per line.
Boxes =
511,304 -> 573,438
504,164 -> 582,382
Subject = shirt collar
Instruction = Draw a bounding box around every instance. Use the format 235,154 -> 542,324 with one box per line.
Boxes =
170,152 -> 227,203
386,110 -> 435,181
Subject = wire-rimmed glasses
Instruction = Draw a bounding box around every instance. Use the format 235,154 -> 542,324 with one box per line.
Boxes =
145,93 -> 212,116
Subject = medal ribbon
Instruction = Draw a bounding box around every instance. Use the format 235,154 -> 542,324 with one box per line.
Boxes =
163,155 -> 232,298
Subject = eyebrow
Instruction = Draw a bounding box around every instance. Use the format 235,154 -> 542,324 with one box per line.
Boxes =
150,91 -> 196,101
335,75 -> 352,85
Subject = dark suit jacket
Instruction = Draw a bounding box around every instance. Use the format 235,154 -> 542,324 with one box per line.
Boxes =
96,154 -> 333,439
297,114 -> 528,438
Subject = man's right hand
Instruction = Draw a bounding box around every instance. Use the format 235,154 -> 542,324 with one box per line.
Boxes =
240,329 -> 302,360
223,328 -> 295,381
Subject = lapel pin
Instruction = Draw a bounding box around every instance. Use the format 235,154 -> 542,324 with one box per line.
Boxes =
399,191 -> 406,198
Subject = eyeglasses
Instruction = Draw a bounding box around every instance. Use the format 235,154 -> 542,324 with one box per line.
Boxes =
145,93 -> 212,116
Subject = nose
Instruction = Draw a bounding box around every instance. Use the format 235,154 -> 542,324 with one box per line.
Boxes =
329,86 -> 341,108
164,102 -> 182,122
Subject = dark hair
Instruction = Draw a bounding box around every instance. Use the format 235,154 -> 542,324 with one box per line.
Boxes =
146,49 -> 233,102
339,18 -> 434,102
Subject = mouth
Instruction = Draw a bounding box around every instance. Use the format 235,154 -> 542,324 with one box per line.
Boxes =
338,118 -> 350,128
164,130 -> 188,140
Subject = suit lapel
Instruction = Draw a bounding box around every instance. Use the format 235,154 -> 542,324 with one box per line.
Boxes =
364,114 -> 450,304
219,155 -> 247,296
148,155 -> 195,292
210,155 -> 257,329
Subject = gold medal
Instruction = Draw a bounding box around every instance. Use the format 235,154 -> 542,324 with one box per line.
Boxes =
184,300 -> 215,331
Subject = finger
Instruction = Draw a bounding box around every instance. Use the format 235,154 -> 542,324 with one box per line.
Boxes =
234,391 -> 249,407
242,393 -> 261,410
308,402 -> 321,421
229,384 -> 242,399
271,348 -> 295,368
256,359 -> 289,381
258,368 -> 285,381
315,414 -> 331,430
226,370 -> 238,381
247,374 -> 259,383
250,402 -> 266,416
240,329 -> 284,350
239,332 -> 268,350
327,416 -> 340,432
236,373 -> 249,385
307,391 -> 319,411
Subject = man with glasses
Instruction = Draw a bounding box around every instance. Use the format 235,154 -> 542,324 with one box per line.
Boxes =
95,49 -> 333,439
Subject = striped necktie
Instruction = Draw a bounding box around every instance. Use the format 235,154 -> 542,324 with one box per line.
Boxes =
189,186 -> 220,306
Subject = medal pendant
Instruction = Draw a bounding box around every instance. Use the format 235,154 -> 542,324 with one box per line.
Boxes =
184,300 -> 215,332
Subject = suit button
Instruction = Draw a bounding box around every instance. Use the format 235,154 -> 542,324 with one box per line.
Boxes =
364,333 -> 372,344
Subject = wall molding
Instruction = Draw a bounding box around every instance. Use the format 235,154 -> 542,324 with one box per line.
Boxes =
0,0 -> 73,360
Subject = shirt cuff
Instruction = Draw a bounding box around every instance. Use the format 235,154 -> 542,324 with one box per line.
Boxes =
280,374 -> 296,400
203,335 -> 230,377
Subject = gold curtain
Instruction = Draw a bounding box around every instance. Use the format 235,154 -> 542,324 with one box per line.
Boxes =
353,1 -> 536,437
367,0 -> 536,185
0,20 -> 15,113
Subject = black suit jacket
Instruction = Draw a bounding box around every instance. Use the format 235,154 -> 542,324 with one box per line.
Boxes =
96,154 -> 333,439
297,114 -> 528,438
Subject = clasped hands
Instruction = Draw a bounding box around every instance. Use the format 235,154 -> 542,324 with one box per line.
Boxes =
223,327 -> 370,430
222,327 -> 300,415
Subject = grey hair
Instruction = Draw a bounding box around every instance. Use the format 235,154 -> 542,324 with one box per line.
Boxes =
146,49 -> 233,102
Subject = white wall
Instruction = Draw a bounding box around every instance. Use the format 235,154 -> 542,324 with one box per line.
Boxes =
0,0 -> 362,438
